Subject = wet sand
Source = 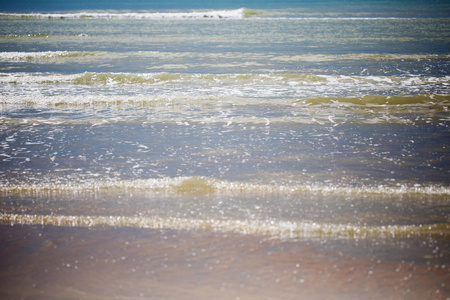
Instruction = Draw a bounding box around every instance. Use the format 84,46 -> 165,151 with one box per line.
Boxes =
0,224 -> 449,300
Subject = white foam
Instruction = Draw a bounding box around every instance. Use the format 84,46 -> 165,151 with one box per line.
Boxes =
1,71 -> 448,88
0,8 -> 246,20
1,176 -> 449,196
0,51 -> 71,61
1,212 -> 448,239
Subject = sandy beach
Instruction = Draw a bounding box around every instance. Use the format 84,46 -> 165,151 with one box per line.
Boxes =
1,224 -> 448,300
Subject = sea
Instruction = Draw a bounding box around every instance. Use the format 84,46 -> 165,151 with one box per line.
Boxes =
0,0 -> 449,299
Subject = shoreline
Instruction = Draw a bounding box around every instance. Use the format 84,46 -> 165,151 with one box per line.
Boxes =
1,224 -> 448,299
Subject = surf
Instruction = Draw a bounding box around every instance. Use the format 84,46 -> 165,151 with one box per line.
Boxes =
0,8 -> 250,20
1,176 -> 449,196
2,212 -> 449,239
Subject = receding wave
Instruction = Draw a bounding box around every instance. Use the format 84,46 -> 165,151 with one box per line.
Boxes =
0,8 -> 255,20
1,212 -> 448,239
2,92 -> 448,108
2,51 -> 447,63
1,176 -> 449,196
0,51 -> 99,61
274,53 -> 450,62
1,71 -> 449,87
298,94 -> 450,105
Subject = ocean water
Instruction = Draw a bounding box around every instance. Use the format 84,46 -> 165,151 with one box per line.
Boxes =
0,1 -> 449,299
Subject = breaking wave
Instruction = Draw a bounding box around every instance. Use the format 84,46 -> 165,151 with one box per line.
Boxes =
1,212 -> 448,239
0,10 -> 428,21
0,8 -> 258,20
0,51 -> 99,61
1,176 -> 449,196
1,51 -> 448,63
1,71 -> 449,87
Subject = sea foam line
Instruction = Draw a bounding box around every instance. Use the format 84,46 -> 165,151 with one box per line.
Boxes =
1,177 -> 449,196
1,213 -> 448,239
1,51 -> 448,62
0,8 -> 247,20
0,12 -> 423,20
1,71 -> 449,86
0,51 -> 98,61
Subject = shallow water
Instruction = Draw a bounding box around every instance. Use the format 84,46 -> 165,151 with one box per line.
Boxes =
1,1 -> 449,299
0,225 -> 449,300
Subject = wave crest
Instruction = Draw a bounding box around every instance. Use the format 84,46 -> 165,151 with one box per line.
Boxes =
1,71 -> 449,87
1,213 -> 448,239
0,8 -> 248,20
1,176 -> 449,196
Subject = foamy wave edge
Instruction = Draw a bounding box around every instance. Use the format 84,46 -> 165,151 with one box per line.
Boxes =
1,72 -> 449,87
1,177 -> 449,196
0,51 -> 97,61
0,8 -> 249,20
1,213 -> 448,239
1,51 -> 448,62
